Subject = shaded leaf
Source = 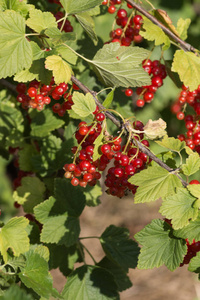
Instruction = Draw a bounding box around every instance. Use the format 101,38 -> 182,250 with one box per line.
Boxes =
61,265 -> 119,300
100,225 -> 140,269
60,0 -> 102,15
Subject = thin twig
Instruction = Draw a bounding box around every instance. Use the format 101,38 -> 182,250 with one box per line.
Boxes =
0,79 -> 17,94
125,0 -> 197,54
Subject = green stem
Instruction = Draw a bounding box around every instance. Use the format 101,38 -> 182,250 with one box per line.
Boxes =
80,242 -> 97,265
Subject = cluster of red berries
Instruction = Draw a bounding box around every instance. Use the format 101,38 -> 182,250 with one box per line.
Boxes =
54,11 -> 73,33
125,59 -> 166,107
102,0 -> 143,46
180,238 -> 200,266
171,84 -> 200,150
64,115 -> 150,198
16,79 -> 77,116
104,126 -> 150,197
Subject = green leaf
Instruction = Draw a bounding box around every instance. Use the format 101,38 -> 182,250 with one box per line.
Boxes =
26,9 -> 57,33
48,243 -> 82,276
83,183 -> 102,207
30,41 -> 45,60
97,257 -> 132,292
30,58 -> 53,85
172,50 -> 200,91
129,165 -> 182,203
31,135 -> 68,177
34,179 -> 86,246
100,225 -> 140,269
34,244 -> 50,262
91,43 -> 151,88
45,55 -> 72,84
187,184 -> 200,201
176,18 -> 191,41
182,152 -> 200,176
174,213 -> 200,243
56,45 -> 78,65
135,219 -> 187,271
61,265 -> 119,300
0,217 -> 29,263
0,102 -> 24,147
0,0 -> 34,17
188,251 -> 200,273
0,10 -> 32,78
54,178 -> 86,216
13,176 -> 46,213
103,88 -> 115,108
18,144 -> 37,172
156,135 -> 186,153
159,187 -> 198,229
140,16 -> 170,50
60,0 -> 102,15
14,68 -> 37,83
30,108 -> 65,137
75,12 -> 98,45
72,92 -> 96,118
92,128 -> 104,161
0,285 -> 34,300
45,27 -> 76,46
41,215 -> 80,246
19,249 -> 59,299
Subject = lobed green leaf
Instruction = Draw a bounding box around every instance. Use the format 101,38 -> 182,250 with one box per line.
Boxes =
135,219 -> 187,271
91,43 -> 151,88
159,187 -> 198,229
172,50 -> 200,91
129,165 -> 182,203
0,10 -> 32,79
61,265 -> 119,299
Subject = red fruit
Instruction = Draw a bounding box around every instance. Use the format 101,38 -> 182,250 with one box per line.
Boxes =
189,180 -> 200,184
71,177 -> 79,186
125,88 -> 133,97
28,87 -> 37,98
108,5 -> 116,14
101,144 -> 111,154
117,9 -> 127,19
95,112 -> 105,122
133,14 -> 143,25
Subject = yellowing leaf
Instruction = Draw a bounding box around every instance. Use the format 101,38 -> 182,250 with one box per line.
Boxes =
45,55 -> 72,84
144,118 -> 166,140
0,217 -> 29,263
154,9 -> 179,36
172,50 -> 200,91
140,16 -> 170,51
176,18 -> 191,41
